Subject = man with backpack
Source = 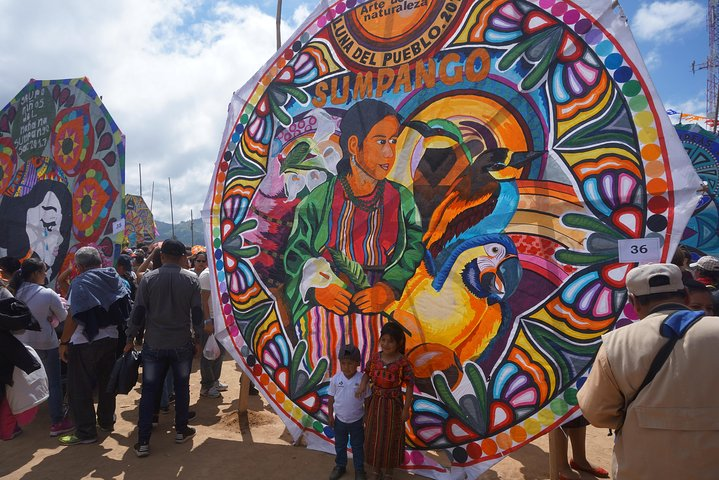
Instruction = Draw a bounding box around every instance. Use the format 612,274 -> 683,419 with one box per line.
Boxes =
578,263 -> 719,479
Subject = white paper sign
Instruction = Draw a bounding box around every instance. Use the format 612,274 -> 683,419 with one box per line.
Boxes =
112,218 -> 126,235
618,237 -> 661,264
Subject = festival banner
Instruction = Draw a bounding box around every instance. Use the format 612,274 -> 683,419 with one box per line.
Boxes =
0,78 -> 125,285
204,1 -> 701,477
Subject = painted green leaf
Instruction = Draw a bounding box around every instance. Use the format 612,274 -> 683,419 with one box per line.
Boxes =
432,373 -> 467,421
290,341 -> 308,394
554,249 -> 616,266
280,140 -> 326,173
328,247 -> 370,290
276,84 -> 310,104
269,98 -> 292,126
296,357 -> 328,398
561,213 -> 623,238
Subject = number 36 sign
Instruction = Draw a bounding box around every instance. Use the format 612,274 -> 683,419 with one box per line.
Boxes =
618,237 -> 662,264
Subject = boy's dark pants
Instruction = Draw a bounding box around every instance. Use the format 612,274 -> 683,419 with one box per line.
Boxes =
334,417 -> 365,472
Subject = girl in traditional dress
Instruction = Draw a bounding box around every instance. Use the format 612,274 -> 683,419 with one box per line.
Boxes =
358,322 -> 414,480
283,100 -> 424,371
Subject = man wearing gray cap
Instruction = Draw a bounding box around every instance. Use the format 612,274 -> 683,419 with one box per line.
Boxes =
578,263 -> 719,479
125,239 -> 203,457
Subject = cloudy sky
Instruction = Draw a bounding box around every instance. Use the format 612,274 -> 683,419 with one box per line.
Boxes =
0,0 -> 709,223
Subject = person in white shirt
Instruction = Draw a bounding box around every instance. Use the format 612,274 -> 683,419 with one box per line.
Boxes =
58,247 -> 131,445
196,252 -> 227,398
328,345 -> 368,480
10,258 -> 72,437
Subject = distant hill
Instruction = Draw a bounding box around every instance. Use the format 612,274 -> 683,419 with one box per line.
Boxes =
155,219 -> 208,247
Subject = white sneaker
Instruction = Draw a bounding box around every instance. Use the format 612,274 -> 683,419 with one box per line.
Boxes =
200,386 -> 221,398
214,381 -> 228,392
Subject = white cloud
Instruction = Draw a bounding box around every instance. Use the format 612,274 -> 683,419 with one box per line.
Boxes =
666,94 -> 705,115
291,4 -> 314,27
643,49 -> 662,69
630,1 -> 705,42
0,0 -> 310,225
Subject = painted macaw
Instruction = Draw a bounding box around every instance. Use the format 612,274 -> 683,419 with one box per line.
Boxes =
393,233 -> 522,367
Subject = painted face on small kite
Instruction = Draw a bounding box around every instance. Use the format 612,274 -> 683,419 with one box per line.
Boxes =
351,115 -> 400,182
26,190 -> 64,275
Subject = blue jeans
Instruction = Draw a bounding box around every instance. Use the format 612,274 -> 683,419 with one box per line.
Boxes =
334,417 -> 365,472
35,348 -> 63,424
160,371 -> 174,409
138,342 -> 193,443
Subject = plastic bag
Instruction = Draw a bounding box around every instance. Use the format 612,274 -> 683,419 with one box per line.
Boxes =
6,346 -> 49,414
203,333 -> 221,360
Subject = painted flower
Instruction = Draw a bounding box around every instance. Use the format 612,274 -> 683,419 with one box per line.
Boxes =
279,109 -> 341,202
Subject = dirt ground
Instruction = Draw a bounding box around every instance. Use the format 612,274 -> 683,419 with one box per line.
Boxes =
0,357 -> 613,480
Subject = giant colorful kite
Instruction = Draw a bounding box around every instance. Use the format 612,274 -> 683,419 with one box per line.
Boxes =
675,123 -> 719,257
124,194 -> 157,247
205,1 -> 700,477
0,78 -> 125,284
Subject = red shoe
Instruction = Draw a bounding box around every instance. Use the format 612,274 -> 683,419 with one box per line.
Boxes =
2,425 -> 22,441
570,459 -> 609,478
50,418 -> 75,437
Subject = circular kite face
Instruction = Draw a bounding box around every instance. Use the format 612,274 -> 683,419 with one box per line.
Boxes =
675,124 -> 719,258
0,79 -> 125,283
208,0 -> 698,476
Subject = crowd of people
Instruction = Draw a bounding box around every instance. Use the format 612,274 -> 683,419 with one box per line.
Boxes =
0,240 -> 228,454
2,243 -> 719,479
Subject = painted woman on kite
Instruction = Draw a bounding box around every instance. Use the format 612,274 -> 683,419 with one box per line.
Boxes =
283,99 -> 424,371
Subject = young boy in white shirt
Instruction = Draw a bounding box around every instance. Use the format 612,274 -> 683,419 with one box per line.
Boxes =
328,345 -> 368,480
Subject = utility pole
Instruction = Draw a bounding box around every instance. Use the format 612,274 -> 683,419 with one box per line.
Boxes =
276,0 -> 283,49
168,177 -> 175,239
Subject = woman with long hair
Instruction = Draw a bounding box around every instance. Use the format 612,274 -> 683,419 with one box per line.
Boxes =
284,99 -> 424,371
0,180 -> 72,282
9,258 -> 73,436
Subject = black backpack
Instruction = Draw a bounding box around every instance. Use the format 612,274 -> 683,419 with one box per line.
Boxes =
0,297 -> 41,332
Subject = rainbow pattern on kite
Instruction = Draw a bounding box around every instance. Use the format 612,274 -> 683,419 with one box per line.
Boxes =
205,1 -> 699,477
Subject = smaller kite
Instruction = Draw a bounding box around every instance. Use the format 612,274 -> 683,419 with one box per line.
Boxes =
675,123 -> 719,257
0,77 -> 125,285
124,194 -> 157,247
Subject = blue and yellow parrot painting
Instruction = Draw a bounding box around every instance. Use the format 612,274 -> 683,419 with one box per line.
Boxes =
392,134 -> 545,391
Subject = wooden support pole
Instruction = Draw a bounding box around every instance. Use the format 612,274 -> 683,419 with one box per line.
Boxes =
239,372 -> 251,414
548,428 -> 562,480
